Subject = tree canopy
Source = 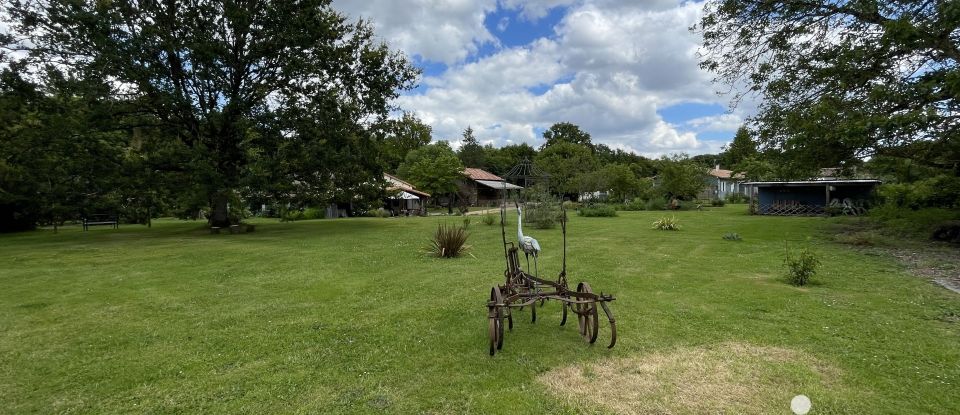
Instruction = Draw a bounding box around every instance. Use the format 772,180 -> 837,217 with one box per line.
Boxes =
375,112 -> 432,174
397,142 -> 464,200
3,0 -> 418,227
457,126 -> 486,168
540,122 -> 593,150
697,0 -> 959,176
534,141 -> 597,195
656,155 -> 707,200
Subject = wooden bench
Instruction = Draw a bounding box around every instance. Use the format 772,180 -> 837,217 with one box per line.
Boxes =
82,214 -> 118,231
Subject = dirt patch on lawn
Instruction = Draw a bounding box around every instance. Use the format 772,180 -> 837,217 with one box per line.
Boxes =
828,222 -> 960,294
538,342 -> 837,415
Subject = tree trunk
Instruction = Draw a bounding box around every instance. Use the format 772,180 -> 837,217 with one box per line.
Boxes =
209,192 -> 231,227
447,193 -> 454,214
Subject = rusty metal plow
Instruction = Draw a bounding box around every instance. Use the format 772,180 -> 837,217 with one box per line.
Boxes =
486,203 -> 617,356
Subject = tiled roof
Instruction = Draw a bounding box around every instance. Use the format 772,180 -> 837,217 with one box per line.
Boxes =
462,168 -> 503,181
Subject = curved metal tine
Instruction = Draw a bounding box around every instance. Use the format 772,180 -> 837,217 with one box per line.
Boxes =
599,300 -> 617,349
560,301 -> 568,326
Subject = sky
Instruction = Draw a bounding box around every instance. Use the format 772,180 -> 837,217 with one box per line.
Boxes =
332,0 -> 756,157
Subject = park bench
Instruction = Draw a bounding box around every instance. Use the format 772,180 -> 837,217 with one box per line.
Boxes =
82,214 -> 118,231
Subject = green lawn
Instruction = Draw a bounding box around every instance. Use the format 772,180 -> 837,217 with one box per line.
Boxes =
1,207 -> 958,413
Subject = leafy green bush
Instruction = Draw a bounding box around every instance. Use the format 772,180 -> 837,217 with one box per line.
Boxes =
722,232 -> 742,241
620,198 -> 647,211
481,215 -> 496,226
725,192 -> 749,204
279,207 -> 304,222
526,186 -> 559,229
427,223 -> 471,258
652,216 -> 681,230
711,199 -> 726,207
578,204 -> 618,217
878,175 -> 960,209
302,207 -> 324,220
645,197 -> 667,211
366,208 -> 390,218
869,205 -> 960,237
783,246 -> 820,286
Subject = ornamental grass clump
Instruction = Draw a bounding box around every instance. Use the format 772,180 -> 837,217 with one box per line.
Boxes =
427,223 -> 471,258
722,232 -> 742,241
481,214 -> 496,226
652,216 -> 681,230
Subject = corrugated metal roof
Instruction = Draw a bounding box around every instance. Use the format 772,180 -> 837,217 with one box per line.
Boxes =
476,180 -> 523,190
742,179 -> 881,186
384,173 -> 430,198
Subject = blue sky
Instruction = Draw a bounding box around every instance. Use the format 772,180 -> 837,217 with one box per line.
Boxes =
333,0 -> 751,158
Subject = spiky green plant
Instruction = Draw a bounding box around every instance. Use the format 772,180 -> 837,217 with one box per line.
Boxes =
427,223 -> 471,258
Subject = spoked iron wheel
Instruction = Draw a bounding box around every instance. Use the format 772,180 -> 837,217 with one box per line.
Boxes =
488,286 -> 506,355
575,282 -> 599,344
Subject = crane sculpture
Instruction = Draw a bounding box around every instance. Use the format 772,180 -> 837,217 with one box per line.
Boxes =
515,204 -> 541,278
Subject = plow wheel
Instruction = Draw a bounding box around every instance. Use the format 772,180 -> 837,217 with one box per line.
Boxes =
488,287 -> 506,355
576,282 -> 599,344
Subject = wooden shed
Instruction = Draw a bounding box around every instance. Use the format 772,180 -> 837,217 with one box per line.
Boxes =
743,179 -> 881,215
459,168 -> 523,206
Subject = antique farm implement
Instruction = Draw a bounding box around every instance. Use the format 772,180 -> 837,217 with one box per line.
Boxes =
486,201 -> 617,356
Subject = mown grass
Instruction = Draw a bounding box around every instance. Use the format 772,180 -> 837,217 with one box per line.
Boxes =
1,206 -> 958,413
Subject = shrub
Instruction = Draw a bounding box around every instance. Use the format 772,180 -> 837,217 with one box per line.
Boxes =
931,221 -> 960,244
302,207 -> 324,220
645,197 -> 667,211
368,208 -> 391,218
722,232 -> 742,241
427,223 -> 471,258
279,207 -> 304,222
578,204 -> 618,217
462,217 -> 471,229
481,215 -> 496,226
869,205 -> 960,237
621,198 -> 647,211
526,186 -> 559,229
783,246 -> 821,286
711,199 -> 726,207
652,216 -> 681,230
725,193 -> 748,204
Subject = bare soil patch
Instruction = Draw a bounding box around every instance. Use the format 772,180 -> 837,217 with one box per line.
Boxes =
828,222 -> 960,294
538,342 -> 837,415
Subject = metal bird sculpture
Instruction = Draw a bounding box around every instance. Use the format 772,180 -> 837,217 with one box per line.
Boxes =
516,204 -> 541,278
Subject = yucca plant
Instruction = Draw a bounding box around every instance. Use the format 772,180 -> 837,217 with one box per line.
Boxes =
427,223 -> 471,258
652,216 -> 681,230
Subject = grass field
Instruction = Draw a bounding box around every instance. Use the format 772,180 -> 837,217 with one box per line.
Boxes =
1,207 -> 958,414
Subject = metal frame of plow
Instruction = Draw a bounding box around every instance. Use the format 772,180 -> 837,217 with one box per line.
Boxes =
486,199 -> 617,356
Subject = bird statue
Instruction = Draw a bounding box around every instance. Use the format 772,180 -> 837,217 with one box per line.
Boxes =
516,205 -> 541,278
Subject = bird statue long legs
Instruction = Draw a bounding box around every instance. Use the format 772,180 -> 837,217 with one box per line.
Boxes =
516,205 -> 541,278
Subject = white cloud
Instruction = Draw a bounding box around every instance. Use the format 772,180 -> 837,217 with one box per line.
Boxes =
351,0 -> 745,156
332,0 -> 498,64
686,113 -> 743,132
499,0 -> 579,20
